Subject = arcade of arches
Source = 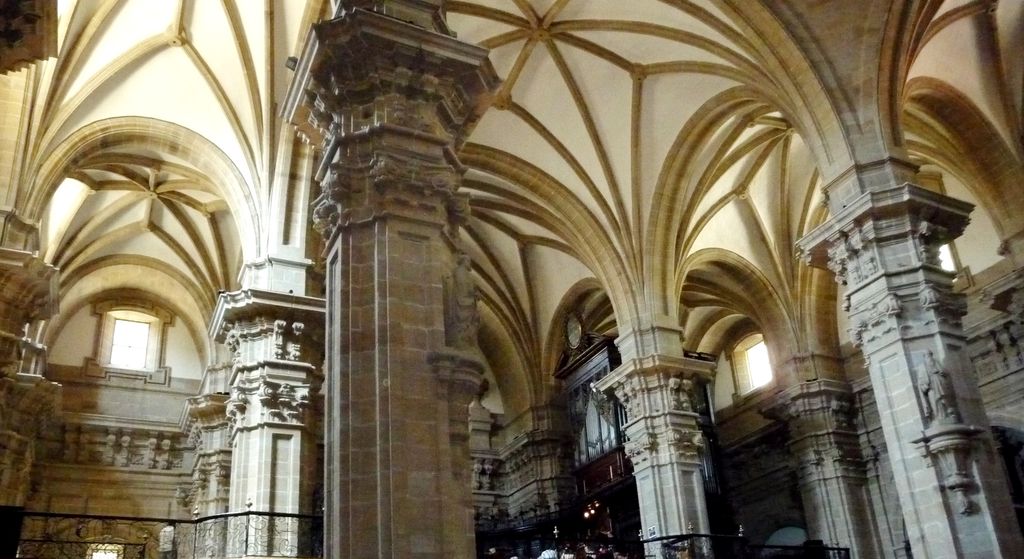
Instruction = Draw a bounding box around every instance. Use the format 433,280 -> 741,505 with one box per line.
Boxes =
0,1 -> 1023,558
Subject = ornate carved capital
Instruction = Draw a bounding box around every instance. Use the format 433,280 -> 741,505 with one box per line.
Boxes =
211,289 -> 325,367
226,377 -> 313,435
797,183 -> 972,284
912,424 -> 985,516
283,8 -> 498,149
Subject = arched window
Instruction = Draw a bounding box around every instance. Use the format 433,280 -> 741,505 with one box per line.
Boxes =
732,334 -> 773,394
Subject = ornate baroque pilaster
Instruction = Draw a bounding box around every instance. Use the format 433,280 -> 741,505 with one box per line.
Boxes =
211,289 -> 324,558
183,391 -> 232,515
799,180 -> 1024,558
283,3 -> 498,558
764,380 -> 880,557
0,215 -> 60,508
595,346 -> 714,540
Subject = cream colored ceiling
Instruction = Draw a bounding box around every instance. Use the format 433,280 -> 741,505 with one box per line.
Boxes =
6,0 -> 1019,411
449,0 -> 831,402
21,0 -> 326,362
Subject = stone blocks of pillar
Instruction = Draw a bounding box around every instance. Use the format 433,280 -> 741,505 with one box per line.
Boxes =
765,379 -> 881,557
284,5 -> 498,558
596,352 -> 714,540
213,289 -> 323,512
800,181 -> 1024,558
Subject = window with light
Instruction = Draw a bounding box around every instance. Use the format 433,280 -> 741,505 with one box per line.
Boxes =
733,334 -> 773,394
96,307 -> 162,372
938,243 -> 957,272
109,319 -> 151,369
744,340 -> 773,390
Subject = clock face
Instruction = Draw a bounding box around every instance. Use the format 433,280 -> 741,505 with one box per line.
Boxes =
566,315 -> 583,349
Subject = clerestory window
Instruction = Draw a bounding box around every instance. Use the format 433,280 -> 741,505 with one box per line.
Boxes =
85,303 -> 173,384
109,318 -> 151,369
733,334 -> 773,394
100,309 -> 160,371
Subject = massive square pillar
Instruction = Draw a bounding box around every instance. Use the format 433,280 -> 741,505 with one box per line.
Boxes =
596,325 -> 714,542
800,176 -> 1024,558
283,4 -> 498,558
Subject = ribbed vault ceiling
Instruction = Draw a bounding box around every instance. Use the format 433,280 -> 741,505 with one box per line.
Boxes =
5,0 -> 1018,415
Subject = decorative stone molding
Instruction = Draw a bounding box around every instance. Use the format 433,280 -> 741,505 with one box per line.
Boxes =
224,376 -> 315,436
282,6 -> 499,247
0,246 -> 58,375
211,288 -> 325,370
472,456 -> 502,492
496,428 -> 575,520
40,422 -> 187,471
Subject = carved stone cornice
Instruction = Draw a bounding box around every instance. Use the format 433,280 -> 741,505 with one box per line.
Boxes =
0,246 -> 58,323
283,6 -> 499,245
186,393 -> 230,430
210,289 -> 325,367
763,380 -> 866,481
764,379 -> 857,435
282,7 -> 498,151
226,377 -> 313,437
595,355 -> 712,467
331,0 -> 451,35
798,182 -> 972,285
0,372 -> 60,435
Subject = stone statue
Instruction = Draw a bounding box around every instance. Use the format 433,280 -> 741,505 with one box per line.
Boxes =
918,351 -> 961,424
445,253 -> 479,349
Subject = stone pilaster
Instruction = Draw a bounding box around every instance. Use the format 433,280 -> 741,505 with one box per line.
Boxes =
595,335 -> 715,541
283,3 -> 498,557
184,389 -> 232,516
500,426 -> 574,519
0,219 -> 60,510
799,180 -> 1024,558
765,380 -> 880,557
211,289 -> 324,557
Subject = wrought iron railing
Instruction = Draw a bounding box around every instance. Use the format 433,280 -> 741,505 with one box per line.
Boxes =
16,511 -> 323,559
476,532 -> 851,559
659,534 -> 850,558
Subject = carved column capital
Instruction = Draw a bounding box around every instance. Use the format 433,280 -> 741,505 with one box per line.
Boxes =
283,6 -> 499,246
211,289 -> 325,367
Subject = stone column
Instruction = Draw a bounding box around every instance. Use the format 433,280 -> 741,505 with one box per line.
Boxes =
184,387 -> 232,516
0,214 -> 61,557
799,174 -> 1024,558
283,3 -> 498,558
212,289 -> 324,557
765,380 -> 880,558
595,325 -> 715,540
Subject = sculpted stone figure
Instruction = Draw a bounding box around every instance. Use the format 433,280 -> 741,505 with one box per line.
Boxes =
918,351 -> 961,424
446,253 -> 479,349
